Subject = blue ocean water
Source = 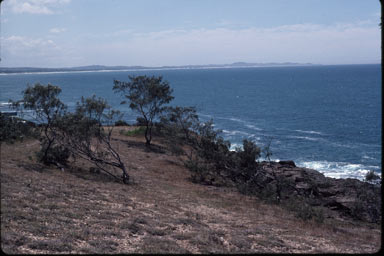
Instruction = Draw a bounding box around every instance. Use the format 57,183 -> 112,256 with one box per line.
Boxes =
0,64 -> 381,180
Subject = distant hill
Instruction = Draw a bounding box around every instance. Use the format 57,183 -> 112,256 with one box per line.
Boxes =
0,62 -> 318,74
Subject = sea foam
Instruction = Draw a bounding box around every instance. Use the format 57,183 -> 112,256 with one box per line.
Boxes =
297,160 -> 381,181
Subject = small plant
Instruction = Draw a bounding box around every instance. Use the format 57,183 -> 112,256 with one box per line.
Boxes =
283,198 -> 324,223
262,138 -> 273,162
121,126 -> 147,136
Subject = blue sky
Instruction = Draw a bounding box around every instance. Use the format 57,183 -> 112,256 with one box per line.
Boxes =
0,0 -> 381,67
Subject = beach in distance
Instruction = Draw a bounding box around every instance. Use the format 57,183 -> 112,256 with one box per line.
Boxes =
0,64 -> 381,180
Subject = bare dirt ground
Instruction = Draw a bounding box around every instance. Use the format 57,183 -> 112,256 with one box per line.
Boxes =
1,126 -> 381,253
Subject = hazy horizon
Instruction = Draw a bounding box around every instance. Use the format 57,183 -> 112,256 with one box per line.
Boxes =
1,62 -> 381,70
0,0 -> 381,68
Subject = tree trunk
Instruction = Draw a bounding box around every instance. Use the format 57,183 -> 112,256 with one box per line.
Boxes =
145,123 -> 153,146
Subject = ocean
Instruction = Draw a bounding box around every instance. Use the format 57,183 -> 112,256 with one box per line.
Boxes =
0,64 -> 381,180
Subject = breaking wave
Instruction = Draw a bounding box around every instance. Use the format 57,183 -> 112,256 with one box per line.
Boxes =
296,160 -> 381,181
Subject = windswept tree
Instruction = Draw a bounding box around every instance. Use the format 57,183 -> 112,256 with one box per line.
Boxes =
113,75 -> 174,146
56,95 -> 130,183
11,83 -> 67,165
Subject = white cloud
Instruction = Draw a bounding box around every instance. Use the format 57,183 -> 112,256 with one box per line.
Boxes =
0,35 -> 76,67
85,22 -> 379,66
49,27 -> 67,33
6,0 -> 70,15
0,21 -> 380,67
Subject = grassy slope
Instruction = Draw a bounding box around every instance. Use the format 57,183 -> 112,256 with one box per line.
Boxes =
0,126 -> 381,253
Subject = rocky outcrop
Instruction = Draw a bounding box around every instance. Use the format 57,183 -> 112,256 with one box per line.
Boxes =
240,161 -> 381,223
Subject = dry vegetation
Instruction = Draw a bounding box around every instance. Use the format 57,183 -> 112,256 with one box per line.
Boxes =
1,126 -> 381,253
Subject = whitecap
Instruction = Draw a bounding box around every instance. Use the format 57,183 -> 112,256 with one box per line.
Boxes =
229,143 -> 243,151
228,117 -> 245,123
222,129 -> 250,136
287,135 -> 321,141
296,160 -> 381,181
245,124 -> 262,131
295,129 -> 323,135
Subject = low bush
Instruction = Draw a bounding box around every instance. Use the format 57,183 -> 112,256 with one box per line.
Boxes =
365,170 -> 380,183
114,120 -> 129,126
121,126 -> 147,136
36,142 -> 71,166
0,114 -> 38,144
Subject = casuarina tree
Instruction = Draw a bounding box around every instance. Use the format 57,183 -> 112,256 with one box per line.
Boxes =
113,75 -> 174,146
56,95 -> 130,183
11,83 -> 67,165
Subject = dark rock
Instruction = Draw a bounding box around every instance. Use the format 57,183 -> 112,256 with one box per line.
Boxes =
278,160 -> 296,167
234,161 -> 381,223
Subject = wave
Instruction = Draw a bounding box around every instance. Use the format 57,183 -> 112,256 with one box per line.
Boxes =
229,143 -> 242,151
295,129 -> 323,135
215,116 -> 247,124
245,124 -> 262,131
197,113 -> 213,118
296,160 -> 381,181
222,129 -> 251,136
362,155 -> 376,160
287,135 -> 322,141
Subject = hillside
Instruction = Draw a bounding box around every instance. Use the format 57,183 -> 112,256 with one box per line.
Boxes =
0,126 -> 381,253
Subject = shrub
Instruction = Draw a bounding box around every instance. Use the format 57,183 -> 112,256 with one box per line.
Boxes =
114,120 -> 129,126
0,114 -> 37,144
36,142 -> 70,166
135,117 -> 147,126
121,126 -> 146,136
56,95 -> 130,183
365,170 -> 380,183
283,198 -> 325,223
236,139 -> 261,168
160,106 -> 199,142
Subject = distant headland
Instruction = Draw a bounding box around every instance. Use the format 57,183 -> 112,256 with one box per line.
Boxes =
0,62 -> 318,74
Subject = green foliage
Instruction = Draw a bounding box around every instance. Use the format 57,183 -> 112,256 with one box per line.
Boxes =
56,95 -> 129,183
36,142 -> 70,166
11,83 -> 66,164
365,170 -> 380,183
262,138 -> 273,162
120,126 -> 146,136
0,114 -> 37,144
160,106 -> 199,142
113,75 -> 174,145
12,83 -> 66,124
135,116 -> 147,126
283,198 -> 325,223
236,139 -> 261,168
181,119 -> 263,187
114,120 -> 129,126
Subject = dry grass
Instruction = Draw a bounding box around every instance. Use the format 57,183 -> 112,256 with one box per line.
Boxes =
1,127 -> 381,253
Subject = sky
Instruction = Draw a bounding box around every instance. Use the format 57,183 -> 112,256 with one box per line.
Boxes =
0,0 -> 381,67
